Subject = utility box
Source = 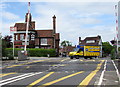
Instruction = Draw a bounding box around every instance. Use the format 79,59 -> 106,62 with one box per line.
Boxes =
18,51 -> 28,61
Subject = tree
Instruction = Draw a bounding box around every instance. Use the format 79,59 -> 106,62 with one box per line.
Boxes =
61,40 -> 72,47
102,42 -> 114,57
2,35 -> 13,57
3,35 -> 13,48
60,40 -> 72,56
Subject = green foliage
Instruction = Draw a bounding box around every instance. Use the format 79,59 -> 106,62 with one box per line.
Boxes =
102,42 -> 114,57
4,48 -> 56,57
2,35 -> 13,57
28,48 -> 56,57
61,40 -> 72,47
111,49 -> 116,60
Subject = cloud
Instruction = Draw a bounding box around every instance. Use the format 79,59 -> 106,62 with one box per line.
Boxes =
2,0 -> 120,2
0,22 -> 15,36
0,2 -> 10,9
32,2 -> 116,45
1,2 -> 117,45
2,11 -> 20,20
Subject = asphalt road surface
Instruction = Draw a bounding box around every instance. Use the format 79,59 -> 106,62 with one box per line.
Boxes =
0,57 -> 120,87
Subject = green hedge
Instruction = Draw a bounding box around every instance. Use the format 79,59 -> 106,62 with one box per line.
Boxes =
3,48 -> 56,57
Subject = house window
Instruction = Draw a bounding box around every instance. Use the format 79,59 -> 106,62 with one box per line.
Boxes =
22,42 -> 29,45
20,34 -> 24,40
86,40 -> 95,43
31,34 -> 35,40
41,38 -> 47,45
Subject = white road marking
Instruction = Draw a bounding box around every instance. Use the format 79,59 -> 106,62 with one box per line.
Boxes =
112,60 -> 120,82
98,60 -> 107,86
69,60 -> 78,62
0,72 -> 42,86
0,73 -> 32,83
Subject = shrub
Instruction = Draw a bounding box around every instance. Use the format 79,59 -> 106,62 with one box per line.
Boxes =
28,48 -> 56,57
110,49 -> 116,60
3,48 -> 56,58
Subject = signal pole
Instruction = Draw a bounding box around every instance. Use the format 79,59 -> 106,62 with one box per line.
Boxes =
115,4 -> 119,54
24,2 -> 30,55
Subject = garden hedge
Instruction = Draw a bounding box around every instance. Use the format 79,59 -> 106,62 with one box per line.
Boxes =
3,48 -> 56,57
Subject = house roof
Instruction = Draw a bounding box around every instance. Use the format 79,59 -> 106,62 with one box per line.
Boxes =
59,46 -> 76,53
85,36 -> 101,41
36,30 -> 53,37
36,30 -> 60,40
79,36 -> 101,45
14,21 -> 35,31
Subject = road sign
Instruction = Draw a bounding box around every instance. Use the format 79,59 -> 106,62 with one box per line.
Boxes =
10,27 -> 17,33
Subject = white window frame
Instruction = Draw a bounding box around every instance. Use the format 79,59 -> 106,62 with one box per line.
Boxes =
41,38 -> 47,45
20,34 -> 24,40
86,40 -> 95,43
15,35 -> 18,40
31,34 -> 35,40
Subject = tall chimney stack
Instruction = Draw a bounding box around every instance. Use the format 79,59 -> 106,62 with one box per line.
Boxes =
53,15 -> 56,34
25,13 -> 32,23
79,37 -> 81,45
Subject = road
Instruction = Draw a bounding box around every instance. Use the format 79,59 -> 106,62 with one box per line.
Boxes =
0,57 -> 120,87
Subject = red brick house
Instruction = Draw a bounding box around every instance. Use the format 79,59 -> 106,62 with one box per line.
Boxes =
79,35 -> 102,46
79,35 -> 102,57
13,13 -> 60,55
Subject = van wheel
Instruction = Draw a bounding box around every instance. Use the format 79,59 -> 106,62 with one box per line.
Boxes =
70,56 -> 73,59
76,56 -> 79,59
84,57 -> 87,59
90,57 -> 93,59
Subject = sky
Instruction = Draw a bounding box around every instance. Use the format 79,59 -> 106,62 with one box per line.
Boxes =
0,0 -> 119,45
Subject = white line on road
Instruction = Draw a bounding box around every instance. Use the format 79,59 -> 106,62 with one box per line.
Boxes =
0,73 -> 32,83
112,60 -> 120,82
0,72 -> 43,86
98,60 -> 107,86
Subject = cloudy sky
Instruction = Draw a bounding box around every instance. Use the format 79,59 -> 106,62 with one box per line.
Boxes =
0,0 -> 119,45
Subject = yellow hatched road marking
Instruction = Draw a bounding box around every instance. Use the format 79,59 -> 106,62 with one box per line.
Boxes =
38,71 -> 84,87
80,59 -> 83,61
6,59 -> 50,68
51,64 -> 66,66
60,59 -> 69,62
26,66 -> 30,69
78,60 -> 105,86
0,72 -> 17,77
27,72 -> 54,87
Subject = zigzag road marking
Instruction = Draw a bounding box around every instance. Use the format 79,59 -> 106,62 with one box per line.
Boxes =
27,72 -> 54,87
38,71 -> 84,87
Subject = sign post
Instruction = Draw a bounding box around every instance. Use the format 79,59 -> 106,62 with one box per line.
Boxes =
10,27 -> 17,57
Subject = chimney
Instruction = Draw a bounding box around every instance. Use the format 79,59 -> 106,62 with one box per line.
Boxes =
25,13 -> 32,23
79,37 -> 81,44
53,15 -> 56,34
